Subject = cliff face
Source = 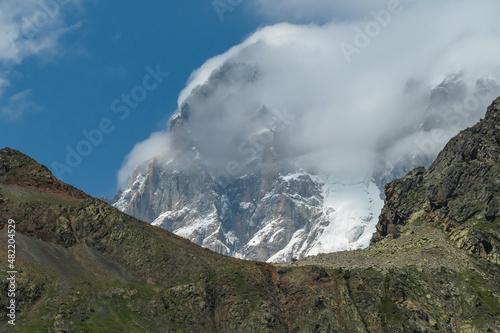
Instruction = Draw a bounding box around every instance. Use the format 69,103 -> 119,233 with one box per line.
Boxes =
372,98 -> 500,265
1,97 -> 500,332
114,152 -> 384,262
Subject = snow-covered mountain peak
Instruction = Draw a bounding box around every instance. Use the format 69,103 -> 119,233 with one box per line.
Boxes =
111,60 -> 500,262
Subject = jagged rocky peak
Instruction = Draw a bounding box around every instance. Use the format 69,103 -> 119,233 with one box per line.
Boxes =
422,75 -> 499,132
101,188 -> 122,205
113,59 -> 500,262
170,62 -> 260,155
373,97 -> 500,264
112,61 -> 388,262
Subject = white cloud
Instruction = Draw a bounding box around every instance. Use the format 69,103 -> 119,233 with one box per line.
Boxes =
117,131 -> 170,188
0,0 -> 84,119
0,89 -> 41,121
120,0 -> 500,185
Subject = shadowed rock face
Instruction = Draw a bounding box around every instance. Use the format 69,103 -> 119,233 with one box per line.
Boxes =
373,97 -> 500,265
1,100 -> 500,332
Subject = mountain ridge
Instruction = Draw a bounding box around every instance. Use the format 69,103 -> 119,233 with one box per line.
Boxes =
0,147 -> 91,200
372,97 -> 500,265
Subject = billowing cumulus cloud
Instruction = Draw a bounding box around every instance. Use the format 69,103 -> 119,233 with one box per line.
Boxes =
118,131 -> 170,188
118,0 -> 500,186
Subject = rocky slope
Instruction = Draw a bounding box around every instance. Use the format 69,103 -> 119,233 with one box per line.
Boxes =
1,98 -> 500,332
372,97 -> 500,266
110,63 -> 498,263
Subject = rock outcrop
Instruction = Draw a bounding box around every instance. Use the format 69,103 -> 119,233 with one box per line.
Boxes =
373,98 -> 500,265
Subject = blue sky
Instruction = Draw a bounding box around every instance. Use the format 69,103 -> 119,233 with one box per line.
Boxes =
0,1 -> 264,197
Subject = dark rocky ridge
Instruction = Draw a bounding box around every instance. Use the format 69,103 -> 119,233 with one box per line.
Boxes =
372,97 -> 500,265
0,148 -> 90,200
